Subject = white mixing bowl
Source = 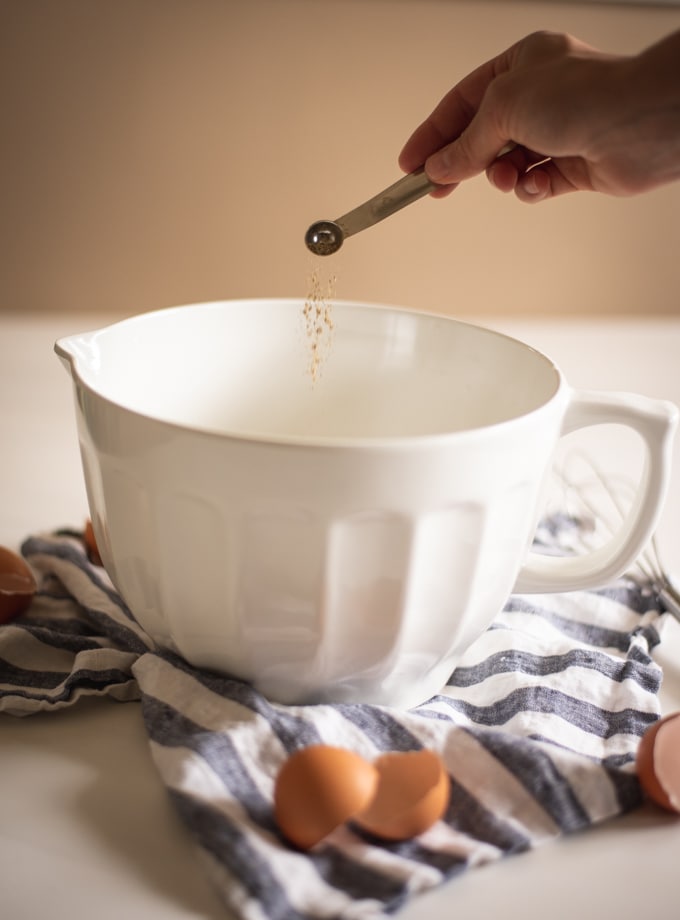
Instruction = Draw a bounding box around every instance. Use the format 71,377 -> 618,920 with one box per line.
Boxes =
56,299 -> 677,707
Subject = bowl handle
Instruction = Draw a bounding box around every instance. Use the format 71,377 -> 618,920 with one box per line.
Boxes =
514,389 -> 678,594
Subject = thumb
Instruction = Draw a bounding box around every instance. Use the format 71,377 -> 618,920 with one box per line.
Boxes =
425,113 -> 512,185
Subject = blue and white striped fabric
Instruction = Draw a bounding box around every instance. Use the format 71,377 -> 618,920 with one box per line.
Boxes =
0,521 -> 669,920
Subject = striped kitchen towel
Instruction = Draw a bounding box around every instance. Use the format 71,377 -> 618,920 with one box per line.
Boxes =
0,522 -> 670,920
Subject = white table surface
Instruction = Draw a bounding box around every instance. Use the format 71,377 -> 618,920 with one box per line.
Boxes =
1,311 -> 679,920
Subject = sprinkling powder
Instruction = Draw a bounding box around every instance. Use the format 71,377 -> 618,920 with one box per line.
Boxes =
302,264 -> 336,383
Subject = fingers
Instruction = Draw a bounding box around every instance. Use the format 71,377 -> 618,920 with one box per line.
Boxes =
399,52 -> 512,178
423,82 -> 516,186
512,161 -> 582,203
485,145 -> 585,202
486,158 -> 519,194
398,120 -> 448,175
516,168 -> 552,203
486,146 -> 545,190
486,161 -> 554,203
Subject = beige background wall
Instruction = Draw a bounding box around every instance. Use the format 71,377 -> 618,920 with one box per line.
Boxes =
2,0 -> 679,318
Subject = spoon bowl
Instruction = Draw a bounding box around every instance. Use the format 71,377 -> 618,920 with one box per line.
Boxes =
304,220 -> 344,256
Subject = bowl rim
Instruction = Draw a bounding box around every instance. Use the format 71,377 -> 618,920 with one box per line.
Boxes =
55,297 -> 565,451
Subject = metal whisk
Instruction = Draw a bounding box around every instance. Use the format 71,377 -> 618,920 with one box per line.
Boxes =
553,451 -> 680,624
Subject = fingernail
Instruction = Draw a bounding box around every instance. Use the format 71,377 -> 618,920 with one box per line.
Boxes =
523,172 -> 541,195
426,150 -> 450,182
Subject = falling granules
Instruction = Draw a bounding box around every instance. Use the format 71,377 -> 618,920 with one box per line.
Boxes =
302,264 -> 336,384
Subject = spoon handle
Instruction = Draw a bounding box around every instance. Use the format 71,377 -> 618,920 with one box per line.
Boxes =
336,168 -> 437,240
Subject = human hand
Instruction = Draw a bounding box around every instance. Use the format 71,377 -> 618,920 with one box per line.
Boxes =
399,30 -> 680,203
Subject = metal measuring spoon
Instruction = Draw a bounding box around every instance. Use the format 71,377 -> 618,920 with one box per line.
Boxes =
305,143 -> 520,256
305,167 -> 437,256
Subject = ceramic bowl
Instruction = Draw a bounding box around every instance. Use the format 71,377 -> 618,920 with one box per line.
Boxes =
56,299 -> 677,707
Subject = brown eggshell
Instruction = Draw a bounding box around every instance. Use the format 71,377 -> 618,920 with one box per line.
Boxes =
0,546 -> 37,624
274,745 -> 379,850
84,519 -> 103,566
354,749 -> 450,840
637,712 -> 680,814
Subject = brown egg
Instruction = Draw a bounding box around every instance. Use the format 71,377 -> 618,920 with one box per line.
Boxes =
636,712 -> 680,814
274,745 -> 379,850
273,744 -> 450,849
354,749 -> 451,840
84,519 -> 103,566
0,545 -> 37,624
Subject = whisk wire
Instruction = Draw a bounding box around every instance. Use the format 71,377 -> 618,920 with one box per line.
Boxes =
552,450 -> 680,625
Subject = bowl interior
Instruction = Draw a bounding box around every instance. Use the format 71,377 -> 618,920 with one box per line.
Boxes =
68,299 -> 560,442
